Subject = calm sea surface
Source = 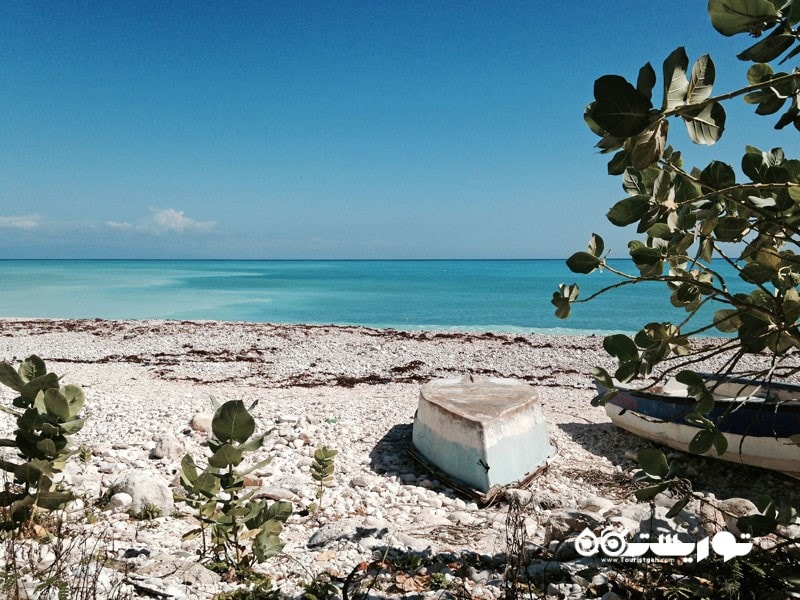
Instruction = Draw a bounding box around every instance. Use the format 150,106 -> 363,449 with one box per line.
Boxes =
0,260 -> 734,335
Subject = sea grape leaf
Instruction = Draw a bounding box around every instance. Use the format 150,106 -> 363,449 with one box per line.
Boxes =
635,482 -> 669,501
603,334 -> 639,363
687,54 -> 715,103
588,233 -> 604,257
631,119 -> 668,169
739,31 -> 794,62
688,428 -> 715,454
714,216 -> 749,241
737,514 -> 778,536
713,430 -> 729,455
700,160 -> 736,190
708,0 -> 779,36
663,47 -> 689,111
607,195 -> 650,226
592,75 -> 653,138
566,252 -> 602,274
638,448 -> 669,479
637,62 -> 657,100
666,495 -> 693,519
682,101 -> 726,145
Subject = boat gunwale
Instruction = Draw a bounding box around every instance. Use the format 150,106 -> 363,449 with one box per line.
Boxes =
603,374 -> 800,414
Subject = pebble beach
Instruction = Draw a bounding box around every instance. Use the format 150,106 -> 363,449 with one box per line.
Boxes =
0,318 -> 797,599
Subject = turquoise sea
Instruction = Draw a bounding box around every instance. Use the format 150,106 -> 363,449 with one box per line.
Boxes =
0,260 -> 730,335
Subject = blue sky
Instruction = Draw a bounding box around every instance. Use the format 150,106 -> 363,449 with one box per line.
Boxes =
1,2 -> 795,259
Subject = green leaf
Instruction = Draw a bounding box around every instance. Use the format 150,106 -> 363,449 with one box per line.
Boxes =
700,160 -> 736,190
666,495 -> 692,519
592,366 -> 614,389
742,146 -> 768,182
588,233 -> 604,257
552,283 -> 579,320
635,482 -> 669,501
603,334 -> 639,363
18,356 -> 47,384
43,389 -> 71,422
592,75 -> 653,138
737,24 -> 794,62
687,54 -> 715,103
239,456 -> 272,476
637,62 -> 656,100
747,62 -> 774,85
681,101 -> 726,145
614,361 -> 640,384
713,430 -> 729,455
714,216 -> 749,241
737,514 -> 777,536
238,433 -> 266,454
20,374 -> 59,405
253,528 -> 284,562
741,262 -> 775,283
551,295 -> 571,320
36,490 -> 73,511
675,370 -> 704,387
638,448 -> 669,478
212,400 -> 256,444
629,246 -> 665,275
14,459 -> 54,486
62,385 -> 85,417
590,389 -> 618,407
181,454 -> 199,485
584,102 -> 606,137
36,439 -> 57,458
58,418 -> 85,435
631,119 -> 668,169
566,252 -> 601,274
266,500 -> 293,523
708,0 -> 779,36
0,363 -> 25,393
662,47 -> 689,111
688,428 -> 715,454
607,195 -> 650,226
208,444 -> 244,469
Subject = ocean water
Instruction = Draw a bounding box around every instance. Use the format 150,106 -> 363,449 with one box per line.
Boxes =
0,259 -> 729,335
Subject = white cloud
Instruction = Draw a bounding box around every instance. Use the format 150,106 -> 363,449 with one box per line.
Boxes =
147,208 -> 216,233
102,209 -> 216,235
105,220 -> 134,230
0,214 -> 40,229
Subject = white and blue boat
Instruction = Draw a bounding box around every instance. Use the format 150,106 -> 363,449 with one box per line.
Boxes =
599,374 -> 800,478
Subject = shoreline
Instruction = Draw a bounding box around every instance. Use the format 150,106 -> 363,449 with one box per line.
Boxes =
0,315 -> 627,338
0,318 -> 794,597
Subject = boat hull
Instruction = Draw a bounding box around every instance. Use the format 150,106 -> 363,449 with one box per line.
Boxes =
602,378 -> 800,478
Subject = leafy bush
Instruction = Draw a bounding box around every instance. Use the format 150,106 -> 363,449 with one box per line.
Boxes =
0,356 -> 86,529
554,0 -> 800,391
181,399 -> 292,576
552,0 -> 800,543
310,445 -> 337,512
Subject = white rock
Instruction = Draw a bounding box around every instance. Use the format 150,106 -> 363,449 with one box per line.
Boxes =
190,413 -> 213,433
580,495 -> 616,514
150,434 -> 184,460
114,472 -> 174,517
107,492 -> 133,513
